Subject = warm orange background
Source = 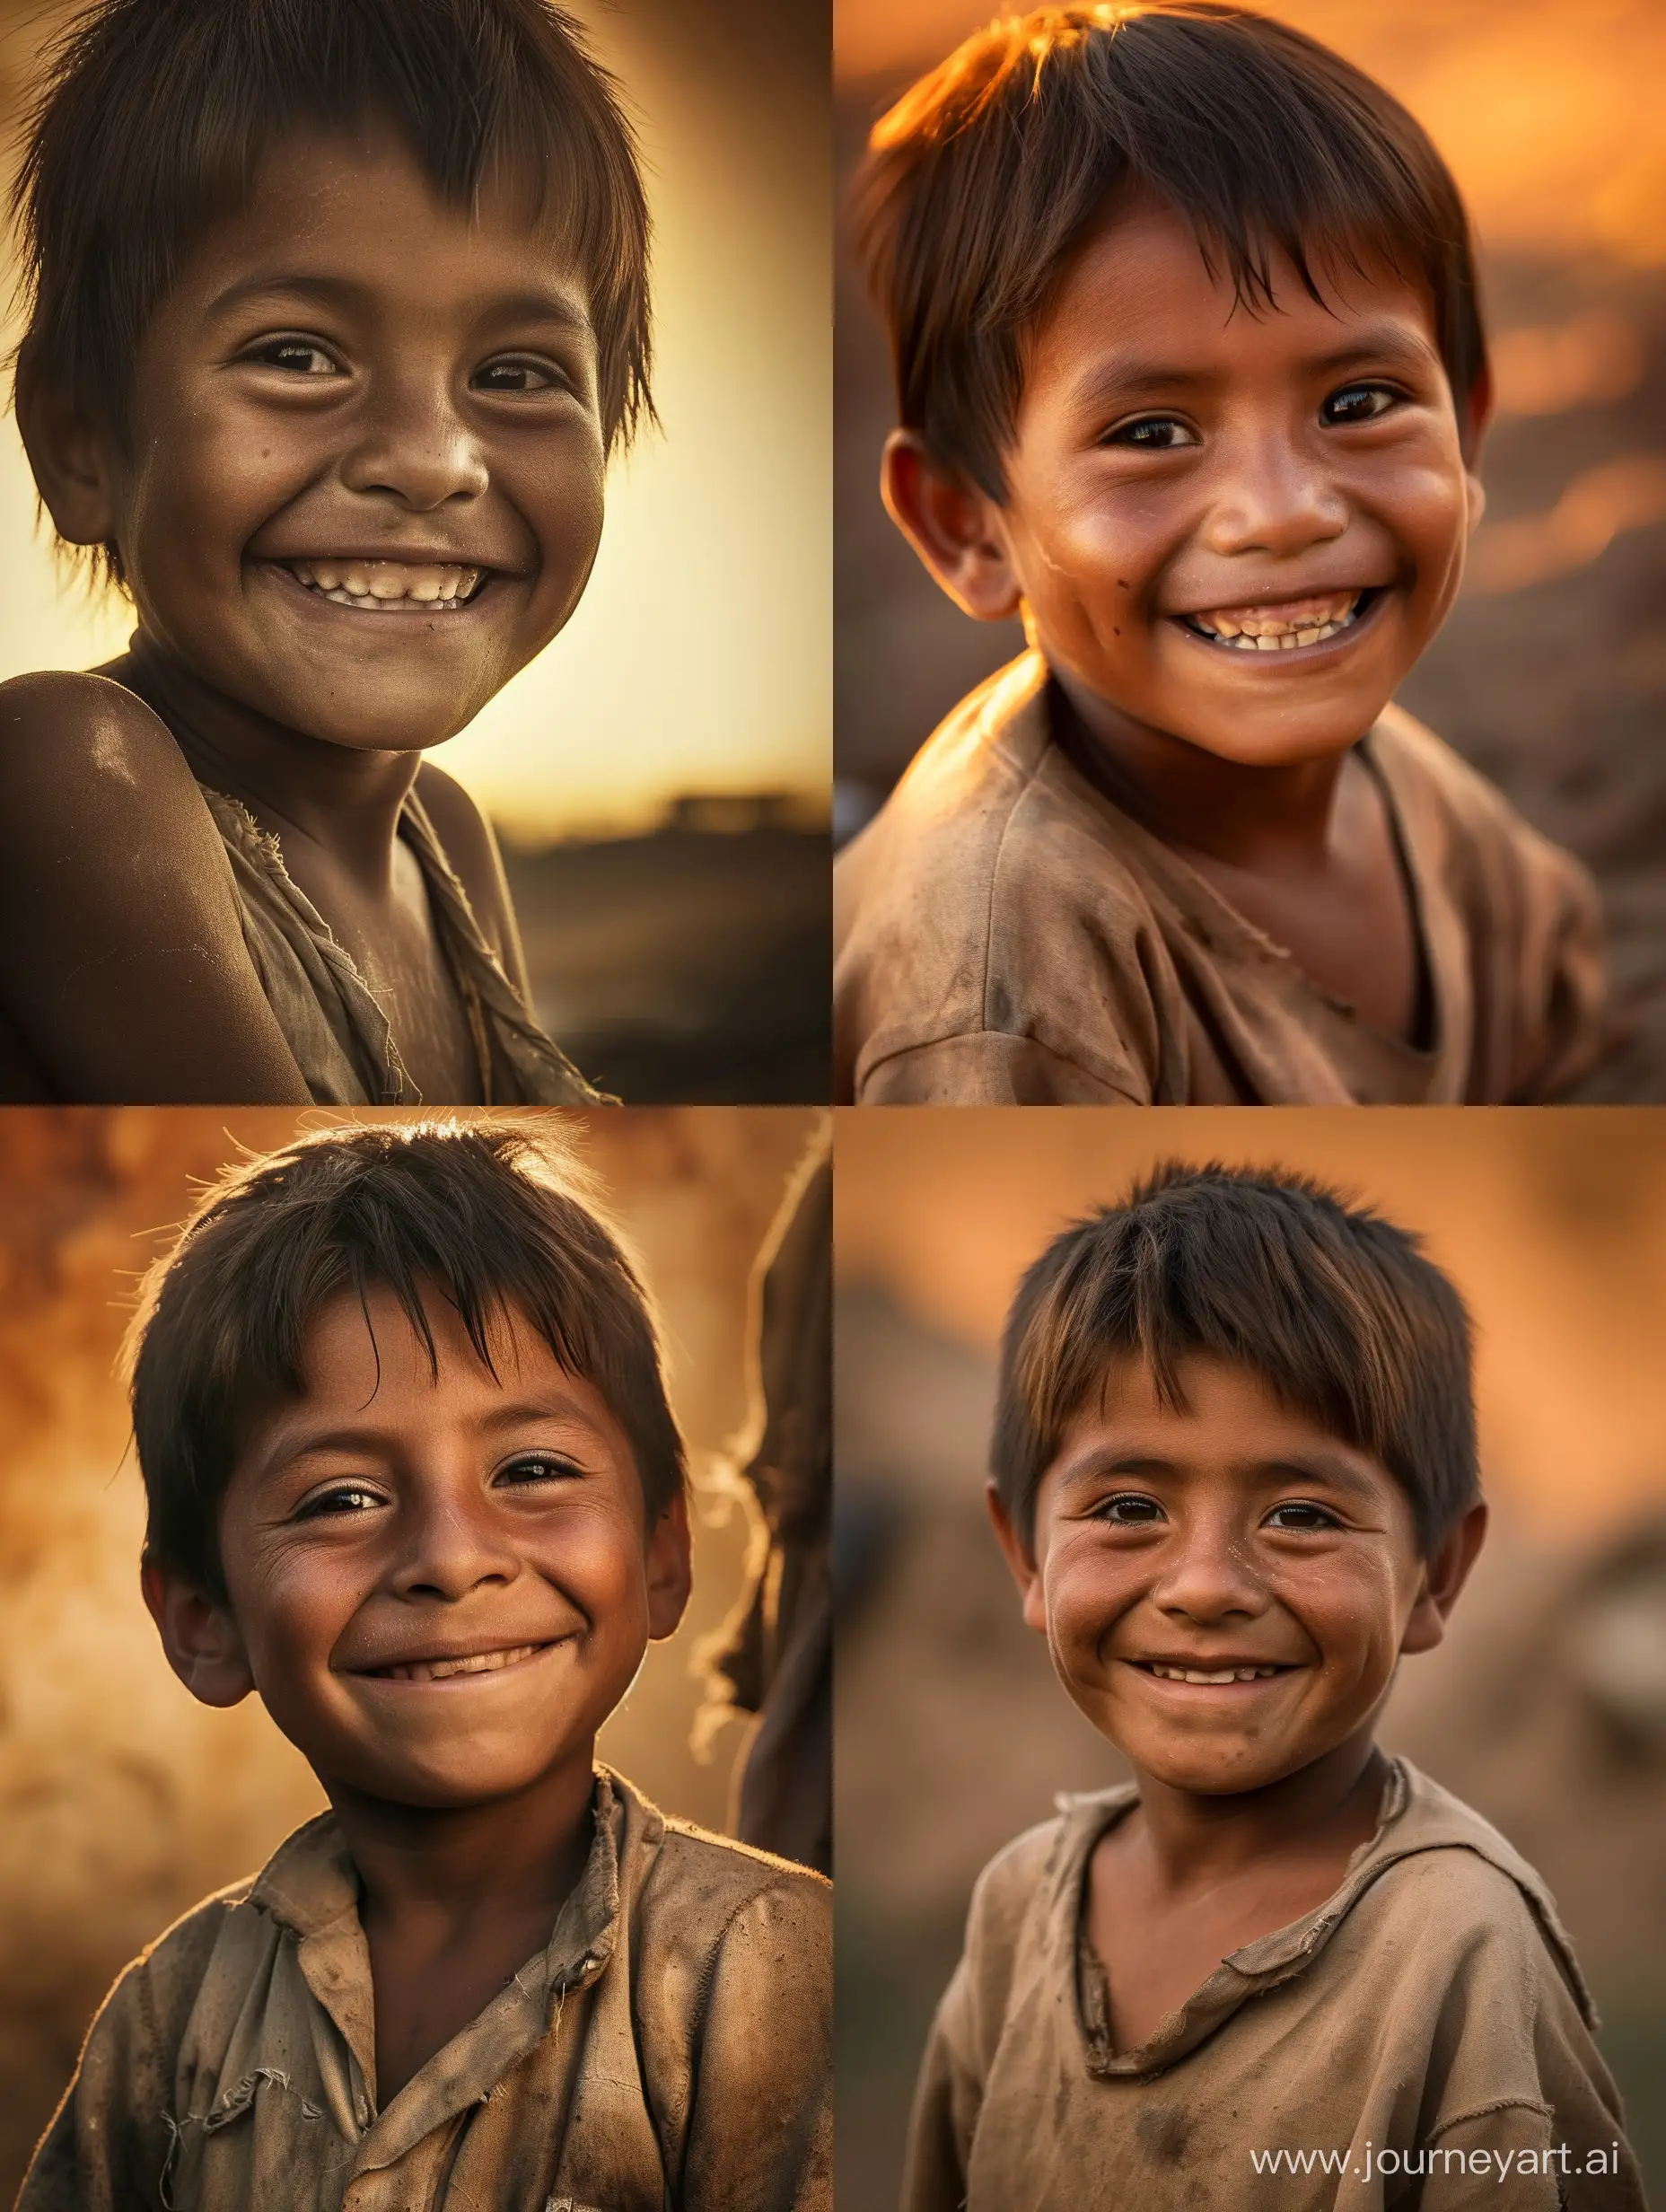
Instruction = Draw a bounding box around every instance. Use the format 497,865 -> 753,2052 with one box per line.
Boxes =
0,1104 -> 820,2198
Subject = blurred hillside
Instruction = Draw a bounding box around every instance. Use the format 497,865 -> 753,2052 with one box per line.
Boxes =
835,0 -> 1666,1095
504,816 -> 830,1102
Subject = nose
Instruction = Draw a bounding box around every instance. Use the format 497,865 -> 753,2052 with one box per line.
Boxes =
388,1478 -> 520,1604
1148,1509 -> 1267,1626
1200,423 -> 1348,561
338,372 -> 489,512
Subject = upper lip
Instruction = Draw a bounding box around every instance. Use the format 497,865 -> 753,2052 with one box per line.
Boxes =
1169,583 -> 1383,619
264,548 -> 512,572
344,1634 -> 561,1673
1123,1654 -> 1301,1669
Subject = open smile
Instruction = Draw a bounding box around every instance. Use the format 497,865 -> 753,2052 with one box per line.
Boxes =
352,1638 -> 561,1684
1172,586 -> 1386,658
1122,1658 -> 1302,1688
264,556 -> 495,614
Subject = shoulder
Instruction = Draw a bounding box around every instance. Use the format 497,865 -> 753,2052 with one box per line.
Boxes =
962,1795 -> 1109,1976
80,1870 -> 267,2059
1372,702 -> 1597,909
0,670 -> 197,818
1346,1768 -> 1592,2023
412,760 -> 517,940
651,1812 -> 832,1943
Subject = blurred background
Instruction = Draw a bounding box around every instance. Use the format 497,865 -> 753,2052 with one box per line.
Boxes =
0,0 -> 831,1103
834,1108 -> 1666,2206
0,1102 -> 822,2199
835,0 -> 1666,1098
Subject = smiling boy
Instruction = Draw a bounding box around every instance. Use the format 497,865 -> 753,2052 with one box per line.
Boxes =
905,1163 -> 1643,2210
0,0 -> 649,1104
19,1123 -> 831,2211
835,4 -> 1606,1105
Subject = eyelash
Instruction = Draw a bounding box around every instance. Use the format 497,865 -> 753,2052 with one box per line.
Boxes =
241,337 -> 571,397
1092,1492 -> 1344,1532
1104,382 -> 1405,450
496,1453 -> 583,1485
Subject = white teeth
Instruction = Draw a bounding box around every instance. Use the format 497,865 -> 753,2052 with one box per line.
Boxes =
379,1641 -> 542,1682
1189,593 -> 1363,649
1144,1662 -> 1283,1683
284,559 -> 484,611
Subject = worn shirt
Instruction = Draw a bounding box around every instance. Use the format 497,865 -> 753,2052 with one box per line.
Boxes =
903,1760 -> 1643,2212
835,653 -> 1606,1105
206,789 -> 604,1107
20,1769 -> 831,2212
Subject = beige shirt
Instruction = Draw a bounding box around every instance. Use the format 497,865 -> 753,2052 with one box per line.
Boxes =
903,1760 -> 1643,2212
206,789 -> 604,1107
835,654 -> 1606,1104
19,1769 -> 830,2212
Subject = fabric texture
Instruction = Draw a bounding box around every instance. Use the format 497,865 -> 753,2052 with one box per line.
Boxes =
20,1769 -> 831,2212
205,788 -> 604,1107
835,653 -> 1607,1105
902,1759 -> 1644,2212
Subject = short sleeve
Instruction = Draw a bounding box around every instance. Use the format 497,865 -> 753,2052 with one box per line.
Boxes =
679,1876 -> 833,2212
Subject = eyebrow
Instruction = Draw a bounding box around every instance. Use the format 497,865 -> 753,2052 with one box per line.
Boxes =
1051,1443 -> 1381,1497
251,1391 -> 609,1479
1065,320 -> 1440,415
204,270 -> 595,336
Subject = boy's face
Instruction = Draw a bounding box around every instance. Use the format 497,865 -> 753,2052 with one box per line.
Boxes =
68,124 -> 607,753
890,195 -> 1486,768
146,1284 -> 689,1811
992,1353 -> 1477,1798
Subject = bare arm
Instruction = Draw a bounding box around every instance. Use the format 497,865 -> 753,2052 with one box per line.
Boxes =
0,673 -> 311,1102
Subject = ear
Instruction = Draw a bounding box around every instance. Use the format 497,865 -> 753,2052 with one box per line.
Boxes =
140,1549 -> 257,1707
644,1488 -> 694,1642
15,360 -> 120,548
986,1480 -> 1048,1637
881,430 -> 1022,621
1399,1500 -> 1487,1657
1460,361 -> 1492,531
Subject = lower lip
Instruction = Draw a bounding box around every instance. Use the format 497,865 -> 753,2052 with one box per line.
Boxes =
1171,588 -> 1388,665
258,561 -> 499,620
351,1639 -> 566,1689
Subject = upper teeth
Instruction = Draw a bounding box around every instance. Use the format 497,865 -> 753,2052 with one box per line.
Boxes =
377,1641 -> 542,1682
1144,1663 -> 1283,1683
1188,592 -> 1362,649
285,558 -> 483,610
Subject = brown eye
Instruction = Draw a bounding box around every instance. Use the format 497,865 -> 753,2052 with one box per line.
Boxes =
1264,1502 -> 1342,1532
1323,383 -> 1398,426
472,358 -> 564,395
1095,1493 -> 1164,1525
250,338 -> 338,376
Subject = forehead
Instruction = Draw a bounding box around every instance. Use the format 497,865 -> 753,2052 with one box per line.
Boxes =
1024,192 -> 1442,410
1045,1349 -> 1401,1505
160,119 -> 594,329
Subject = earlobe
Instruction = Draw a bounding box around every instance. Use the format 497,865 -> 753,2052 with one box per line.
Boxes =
139,1551 -> 256,1708
881,431 -> 1022,622
16,364 -> 119,548
645,1490 -> 694,1642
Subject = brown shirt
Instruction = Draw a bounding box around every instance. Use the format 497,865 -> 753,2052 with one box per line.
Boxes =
19,1769 -> 830,2212
903,1760 -> 1643,2212
835,654 -> 1606,1104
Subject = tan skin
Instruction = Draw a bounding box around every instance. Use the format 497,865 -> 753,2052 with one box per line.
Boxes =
990,1354 -> 1486,2054
2,120 -> 608,1103
144,1286 -> 691,2106
885,195 -> 1493,1044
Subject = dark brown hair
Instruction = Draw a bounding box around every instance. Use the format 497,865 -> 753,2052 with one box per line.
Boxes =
12,0 -> 653,584
853,2 -> 1488,497
993,1161 -> 1478,1556
127,1119 -> 686,1601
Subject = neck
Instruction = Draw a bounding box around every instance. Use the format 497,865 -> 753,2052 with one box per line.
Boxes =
1127,1731 -> 1390,1896
108,628 -> 420,887
324,1747 -> 599,1940
1049,664 -> 1356,876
